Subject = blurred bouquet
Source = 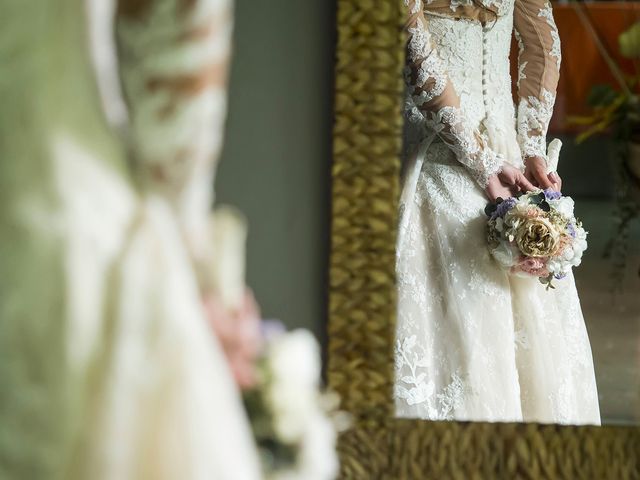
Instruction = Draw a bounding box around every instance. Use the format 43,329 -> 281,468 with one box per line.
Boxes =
485,189 -> 588,290
202,207 -> 346,479
242,325 -> 348,480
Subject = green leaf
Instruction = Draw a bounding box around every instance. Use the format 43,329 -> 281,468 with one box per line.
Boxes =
485,203 -> 497,217
529,192 -> 545,205
587,84 -> 619,108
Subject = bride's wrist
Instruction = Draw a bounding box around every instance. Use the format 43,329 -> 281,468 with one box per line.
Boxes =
524,155 -> 546,168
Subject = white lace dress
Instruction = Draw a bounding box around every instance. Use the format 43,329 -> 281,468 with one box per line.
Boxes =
394,0 -> 601,424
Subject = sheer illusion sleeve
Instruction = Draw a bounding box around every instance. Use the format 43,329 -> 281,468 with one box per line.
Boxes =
115,0 -> 232,263
404,0 -> 504,188
513,0 -> 561,162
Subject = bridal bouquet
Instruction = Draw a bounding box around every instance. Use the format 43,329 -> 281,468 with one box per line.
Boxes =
243,325 -> 348,480
485,189 -> 588,289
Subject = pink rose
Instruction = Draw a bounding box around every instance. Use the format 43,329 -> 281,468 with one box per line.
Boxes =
552,234 -> 573,256
513,256 -> 550,277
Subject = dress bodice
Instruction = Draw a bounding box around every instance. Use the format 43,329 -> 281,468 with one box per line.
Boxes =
403,0 -> 562,187
425,3 -> 516,144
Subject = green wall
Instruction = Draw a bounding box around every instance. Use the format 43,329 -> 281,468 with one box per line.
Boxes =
216,1 -> 335,338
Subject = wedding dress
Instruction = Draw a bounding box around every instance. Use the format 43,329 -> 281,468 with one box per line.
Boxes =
394,0 -> 601,424
0,0 -> 262,478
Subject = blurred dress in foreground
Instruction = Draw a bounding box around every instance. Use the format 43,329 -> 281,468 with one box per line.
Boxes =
0,0 -> 261,478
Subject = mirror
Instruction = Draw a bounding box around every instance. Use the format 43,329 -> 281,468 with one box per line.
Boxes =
328,0 -> 640,476
394,1 -> 639,426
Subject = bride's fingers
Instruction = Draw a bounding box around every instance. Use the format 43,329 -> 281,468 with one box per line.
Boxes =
524,170 -> 538,186
516,174 -> 536,192
548,172 -> 562,191
532,166 -> 554,189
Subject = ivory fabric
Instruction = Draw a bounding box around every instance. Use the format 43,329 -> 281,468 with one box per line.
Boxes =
394,0 -> 601,424
0,0 -> 262,478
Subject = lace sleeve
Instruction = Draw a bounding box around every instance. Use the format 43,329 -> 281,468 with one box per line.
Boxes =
115,0 -> 232,260
513,0 -> 561,162
405,0 -> 504,188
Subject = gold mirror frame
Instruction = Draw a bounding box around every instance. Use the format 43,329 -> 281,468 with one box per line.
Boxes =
328,1 -> 640,477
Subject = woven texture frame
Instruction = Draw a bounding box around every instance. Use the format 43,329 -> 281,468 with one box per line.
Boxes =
328,0 -> 640,478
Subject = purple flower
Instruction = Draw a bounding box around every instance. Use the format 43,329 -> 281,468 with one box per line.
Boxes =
554,272 -> 567,280
492,197 -> 517,219
567,222 -> 577,238
544,188 -> 562,201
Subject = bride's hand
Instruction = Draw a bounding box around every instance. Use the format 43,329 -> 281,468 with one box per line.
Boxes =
524,155 -> 562,191
485,164 -> 536,202
205,289 -> 262,390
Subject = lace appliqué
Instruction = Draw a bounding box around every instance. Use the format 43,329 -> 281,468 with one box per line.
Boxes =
406,17 -> 448,106
538,2 -> 562,68
450,0 -> 473,10
395,335 -> 468,420
404,56 -> 447,106
425,106 -> 503,187
405,0 -> 423,15
514,30 -> 527,88
517,89 -> 555,160
404,6 -> 507,188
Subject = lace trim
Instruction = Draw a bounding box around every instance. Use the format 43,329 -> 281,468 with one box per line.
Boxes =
407,17 -> 432,59
514,30 -> 527,89
517,89 -> 555,160
406,17 -> 449,105
425,106 -> 503,187
404,0 -> 507,187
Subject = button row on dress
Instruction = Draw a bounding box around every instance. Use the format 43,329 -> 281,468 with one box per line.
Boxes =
481,27 -> 490,111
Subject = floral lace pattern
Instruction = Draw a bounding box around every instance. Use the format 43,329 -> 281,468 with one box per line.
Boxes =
424,106 -> 503,187
517,89 -> 556,160
404,0 -> 505,188
396,2 -> 601,425
538,3 -> 562,66
514,0 -> 561,162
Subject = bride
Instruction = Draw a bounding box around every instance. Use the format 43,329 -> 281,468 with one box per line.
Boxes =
0,0 -> 262,478
394,0 -> 601,424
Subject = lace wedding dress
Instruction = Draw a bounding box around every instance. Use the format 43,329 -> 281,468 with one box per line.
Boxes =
0,0 -> 261,478
394,0 -> 601,424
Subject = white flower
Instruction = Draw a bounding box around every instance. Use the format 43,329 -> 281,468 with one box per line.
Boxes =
291,411 -> 339,480
266,330 -> 321,443
546,258 -> 563,274
562,246 -> 575,261
551,196 -> 575,218
263,329 -> 339,480
491,241 -> 520,268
